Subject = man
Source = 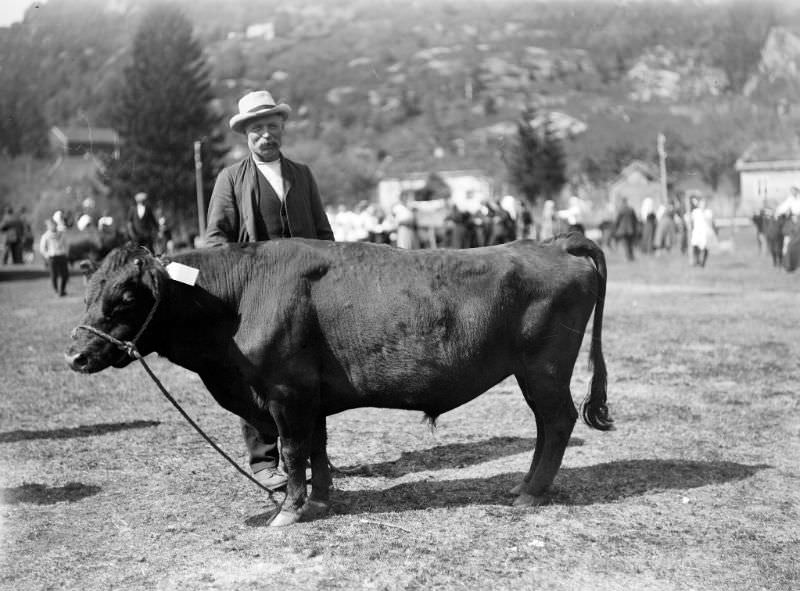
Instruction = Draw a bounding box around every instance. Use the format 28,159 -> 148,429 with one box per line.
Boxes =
126,192 -> 159,252
614,197 -> 639,261
775,185 -> 800,221
205,89 -> 334,490
775,185 -> 800,258
1,206 -> 24,265
39,218 -> 69,296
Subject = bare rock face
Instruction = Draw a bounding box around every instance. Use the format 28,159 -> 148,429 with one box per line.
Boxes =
744,26 -> 800,100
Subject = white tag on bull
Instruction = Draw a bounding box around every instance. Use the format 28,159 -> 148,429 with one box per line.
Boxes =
165,262 -> 199,286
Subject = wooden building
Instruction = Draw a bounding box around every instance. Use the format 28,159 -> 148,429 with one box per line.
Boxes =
49,126 -> 120,159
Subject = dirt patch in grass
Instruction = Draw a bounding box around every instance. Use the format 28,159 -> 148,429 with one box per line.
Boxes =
2,238 -> 799,590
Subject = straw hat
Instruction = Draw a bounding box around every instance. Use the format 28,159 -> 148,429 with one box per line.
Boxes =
229,90 -> 291,134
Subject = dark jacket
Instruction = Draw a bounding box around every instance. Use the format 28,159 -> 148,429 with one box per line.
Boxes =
205,155 -> 334,245
126,205 -> 158,243
614,204 -> 639,238
1,212 -> 24,243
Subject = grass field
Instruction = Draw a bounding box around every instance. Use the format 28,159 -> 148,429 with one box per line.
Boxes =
1,233 -> 798,590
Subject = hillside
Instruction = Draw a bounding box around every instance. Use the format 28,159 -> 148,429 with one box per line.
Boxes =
2,0 -> 800,208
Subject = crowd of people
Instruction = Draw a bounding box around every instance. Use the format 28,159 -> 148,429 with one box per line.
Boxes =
0,192 -> 180,297
609,194 -> 720,267
753,184 -> 800,270
326,195 -> 591,250
326,185 -> 799,273
6,184 -> 797,297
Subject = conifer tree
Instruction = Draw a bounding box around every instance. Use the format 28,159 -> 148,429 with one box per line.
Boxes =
103,4 -> 226,228
540,117 -> 568,201
0,31 -> 48,157
504,110 -> 567,206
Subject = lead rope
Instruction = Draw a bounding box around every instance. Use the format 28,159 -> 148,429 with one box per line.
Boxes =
75,319 -> 277,498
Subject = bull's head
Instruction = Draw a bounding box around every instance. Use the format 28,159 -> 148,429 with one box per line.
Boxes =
66,244 -> 167,373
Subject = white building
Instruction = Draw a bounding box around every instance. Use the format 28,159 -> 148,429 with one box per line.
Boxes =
376,170 -> 493,214
245,22 -> 275,41
735,140 -> 800,213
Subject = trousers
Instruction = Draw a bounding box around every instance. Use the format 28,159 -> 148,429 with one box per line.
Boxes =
241,418 -> 280,473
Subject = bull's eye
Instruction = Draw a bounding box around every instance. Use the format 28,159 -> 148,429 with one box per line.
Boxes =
121,291 -> 135,305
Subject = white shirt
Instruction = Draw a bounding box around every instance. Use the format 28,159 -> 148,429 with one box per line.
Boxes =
39,229 -> 67,257
255,158 -> 285,201
775,194 -> 800,217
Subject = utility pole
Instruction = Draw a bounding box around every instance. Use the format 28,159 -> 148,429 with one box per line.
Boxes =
194,140 -> 206,238
657,132 -> 668,205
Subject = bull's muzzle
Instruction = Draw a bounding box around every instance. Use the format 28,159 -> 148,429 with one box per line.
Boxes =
66,326 -> 116,373
65,350 -> 91,373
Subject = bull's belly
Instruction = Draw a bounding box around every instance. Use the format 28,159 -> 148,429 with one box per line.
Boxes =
320,357 -> 514,417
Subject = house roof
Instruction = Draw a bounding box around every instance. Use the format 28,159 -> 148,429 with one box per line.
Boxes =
50,126 -> 120,146
378,151 -> 489,177
379,169 -> 490,184
735,140 -> 800,172
615,160 -> 659,182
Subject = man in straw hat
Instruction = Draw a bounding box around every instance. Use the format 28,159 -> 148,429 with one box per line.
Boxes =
205,89 -> 335,491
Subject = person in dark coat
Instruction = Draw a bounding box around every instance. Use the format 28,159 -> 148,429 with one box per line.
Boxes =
205,89 -> 335,491
1,206 -> 24,264
445,203 -> 470,248
614,197 -> 639,261
126,192 -> 159,252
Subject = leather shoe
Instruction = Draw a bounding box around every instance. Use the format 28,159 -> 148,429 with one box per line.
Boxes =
253,468 -> 288,491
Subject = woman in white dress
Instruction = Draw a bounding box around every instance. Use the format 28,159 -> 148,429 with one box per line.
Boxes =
689,198 -> 716,267
392,196 -> 417,249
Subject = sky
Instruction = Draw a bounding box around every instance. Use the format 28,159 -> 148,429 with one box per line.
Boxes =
0,0 -> 43,27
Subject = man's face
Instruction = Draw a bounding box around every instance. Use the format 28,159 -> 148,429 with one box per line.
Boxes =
245,114 -> 284,162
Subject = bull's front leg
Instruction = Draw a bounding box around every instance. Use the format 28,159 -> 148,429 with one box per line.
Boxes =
267,389 -> 327,527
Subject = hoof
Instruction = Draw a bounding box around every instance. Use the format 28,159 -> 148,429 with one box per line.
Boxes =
300,499 -> 330,522
269,509 -> 301,527
513,492 -> 550,507
509,482 -> 524,496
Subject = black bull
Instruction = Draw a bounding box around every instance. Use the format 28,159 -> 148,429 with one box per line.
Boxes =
66,234 -> 613,526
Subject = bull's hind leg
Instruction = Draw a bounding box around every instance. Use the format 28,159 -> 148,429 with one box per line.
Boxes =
301,413 -> 332,521
510,370 -> 544,496
513,362 -> 578,506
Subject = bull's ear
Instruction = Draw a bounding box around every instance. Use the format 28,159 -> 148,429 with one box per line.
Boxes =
79,259 -> 99,278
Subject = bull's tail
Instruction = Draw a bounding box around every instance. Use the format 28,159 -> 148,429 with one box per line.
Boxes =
555,232 -> 614,431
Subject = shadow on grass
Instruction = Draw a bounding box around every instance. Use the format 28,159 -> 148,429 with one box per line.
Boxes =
1,482 -> 101,505
0,420 -> 160,443
244,458 -> 768,526
333,436 -> 583,478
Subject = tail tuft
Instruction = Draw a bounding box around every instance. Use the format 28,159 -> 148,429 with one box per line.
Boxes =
581,355 -> 614,431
